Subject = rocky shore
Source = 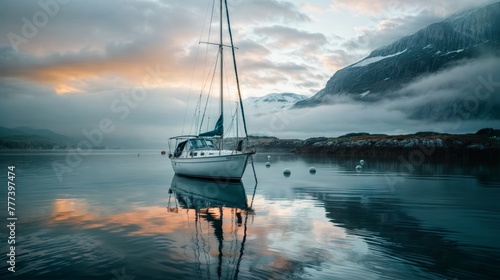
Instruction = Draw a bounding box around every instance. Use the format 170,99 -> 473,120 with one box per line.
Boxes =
245,128 -> 500,162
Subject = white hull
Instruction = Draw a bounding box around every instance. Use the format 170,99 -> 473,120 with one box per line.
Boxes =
170,152 -> 250,181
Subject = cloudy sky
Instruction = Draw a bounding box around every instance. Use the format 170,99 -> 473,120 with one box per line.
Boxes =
0,0 -> 498,145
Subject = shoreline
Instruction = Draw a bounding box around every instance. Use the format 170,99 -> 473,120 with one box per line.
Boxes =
246,129 -> 500,162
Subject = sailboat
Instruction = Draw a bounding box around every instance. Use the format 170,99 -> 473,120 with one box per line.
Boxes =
168,0 -> 255,182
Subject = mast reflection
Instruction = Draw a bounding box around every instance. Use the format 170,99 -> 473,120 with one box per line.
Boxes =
168,175 -> 255,279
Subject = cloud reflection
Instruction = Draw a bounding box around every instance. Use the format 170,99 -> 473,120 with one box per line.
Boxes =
47,191 -> 352,279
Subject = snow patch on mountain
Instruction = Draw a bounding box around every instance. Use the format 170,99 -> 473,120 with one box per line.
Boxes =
351,49 -> 407,68
443,49 -> 465,55
244,93 -> 308,116
360,91 -> 370,98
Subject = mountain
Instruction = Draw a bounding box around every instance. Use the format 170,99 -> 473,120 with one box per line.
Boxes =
244,93 -> 308,116
294,1 -> 500,108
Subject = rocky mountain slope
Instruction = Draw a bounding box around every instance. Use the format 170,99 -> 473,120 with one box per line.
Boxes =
294,2 -> 500,108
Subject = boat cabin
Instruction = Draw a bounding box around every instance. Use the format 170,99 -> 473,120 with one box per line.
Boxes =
169,136 -> 226,158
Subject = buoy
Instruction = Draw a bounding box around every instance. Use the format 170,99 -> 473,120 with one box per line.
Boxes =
360,159 -> 365,166
265,162 -> 271,167
309,167 -> 316,174
267,155 -> 271,160
161,150 -> 166,155
283,168 -> 291,177
355,165 -> 362,172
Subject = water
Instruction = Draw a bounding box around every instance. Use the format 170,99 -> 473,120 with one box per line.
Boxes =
0,151 -> 499,279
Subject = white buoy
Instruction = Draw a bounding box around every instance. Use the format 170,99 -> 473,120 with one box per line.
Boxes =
283,168 -> 291,177
360,159 -> 365,166
265,162 -> 271,167
355,165 -> 362,172
267,155 -> 271,160
309,167 -> 316,174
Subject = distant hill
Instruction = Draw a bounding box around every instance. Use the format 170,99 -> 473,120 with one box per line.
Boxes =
0,126 -> 166,150
293,1 -> 500,112
0,126 -> 77,149
8,126 -> 75,143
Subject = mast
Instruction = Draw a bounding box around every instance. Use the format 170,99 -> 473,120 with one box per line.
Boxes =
224,0 -> 250,145
219,0 -> 224,151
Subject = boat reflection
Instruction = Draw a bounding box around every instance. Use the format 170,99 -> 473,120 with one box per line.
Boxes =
169,175 -> 248,210
167,175 -> 254,279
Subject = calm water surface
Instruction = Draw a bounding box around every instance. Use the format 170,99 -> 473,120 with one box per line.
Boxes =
0,151 -> 499,279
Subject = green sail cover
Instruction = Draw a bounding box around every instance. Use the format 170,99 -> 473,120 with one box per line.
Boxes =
199,115 -> 223,137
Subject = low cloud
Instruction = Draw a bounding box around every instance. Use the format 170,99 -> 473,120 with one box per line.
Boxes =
248,56 -> 500,139
390,57 -> 500,122
1,57 -> 498,145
